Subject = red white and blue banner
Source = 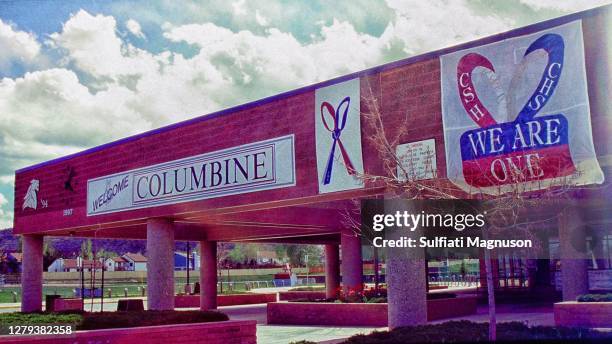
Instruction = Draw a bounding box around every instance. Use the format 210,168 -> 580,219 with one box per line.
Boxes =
315,78 -> 364,194
441,21 -> 604,194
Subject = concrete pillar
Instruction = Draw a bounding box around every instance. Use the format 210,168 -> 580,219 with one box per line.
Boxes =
559,208 -> 589,301
341,231 -> 363,293
385,199 -> 427,328
592,230 -> 608,270
200,241 -> 217,310
146,218 -> 175,310
479,256 -> 499,289
324,244 -> 340,299
21,235 -> 43,312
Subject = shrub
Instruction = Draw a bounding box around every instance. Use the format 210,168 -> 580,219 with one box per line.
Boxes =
0,312 -> 82,332
342,321 -> 611,343
577,293 -> 612,302
0,310 -> 229,333
78,310 -> 228,330
365,297 -> 387,304
288,286 -> 325,292
312,285 -> 457,303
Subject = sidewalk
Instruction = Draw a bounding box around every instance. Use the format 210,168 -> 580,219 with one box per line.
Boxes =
0,297 -> 567,344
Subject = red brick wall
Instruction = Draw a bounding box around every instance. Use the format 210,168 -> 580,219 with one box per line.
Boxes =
217,293 -> 278,307
554,302 -> 612,328
12,55 -> 448,235
267,301 -> 389,326
427,296 -> 478,320
52,298 -> 83,312
174,293 -> 277,308
267,297 -> 478,326
0,320 -> 256,344
278,291 -> 327,301
14,91 -> 319,234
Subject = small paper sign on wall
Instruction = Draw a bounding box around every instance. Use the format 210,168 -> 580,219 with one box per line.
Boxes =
315,78 -> 364,194
396,139 -> 437,181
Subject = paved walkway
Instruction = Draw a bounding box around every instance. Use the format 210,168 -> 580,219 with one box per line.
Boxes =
220,302 -> 558,343
1,297 -> 563,344
432,303 -> 555,327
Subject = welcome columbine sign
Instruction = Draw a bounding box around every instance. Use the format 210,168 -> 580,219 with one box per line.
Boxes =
87,135 -> 295,216
441,21 -> 603,194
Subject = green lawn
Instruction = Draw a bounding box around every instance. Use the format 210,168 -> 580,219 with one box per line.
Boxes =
1,274 -> 277,303
0,285 -> 147,303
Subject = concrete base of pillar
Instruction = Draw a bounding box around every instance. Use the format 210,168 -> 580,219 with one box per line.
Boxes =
146,218 -> 175,310
384,199 -> 427,328
325,244 -> 340,299
387,255 -> 427,328
21,235 -> 43,312
341,232 -> 363,293
561,259 -> 589,301
559,208 -> 589,301
200,241 -> 218,310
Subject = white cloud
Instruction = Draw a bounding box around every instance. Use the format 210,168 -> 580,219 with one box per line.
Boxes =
519,0 -> 610,12
126,18 -> 146,38
232,0 -> 247,16
255,10 -> 269,26
0,19 -> 41,70
164,18 -> 391,89
51,10 -> 160,79
385,0 -> 512,55
0,68 -> 150,144
0,67 -> 153,185
0,176 -> 14,185
0,192 -> 12,229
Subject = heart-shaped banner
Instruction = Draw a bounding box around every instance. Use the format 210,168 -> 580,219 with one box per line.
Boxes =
455,33 -> 575,187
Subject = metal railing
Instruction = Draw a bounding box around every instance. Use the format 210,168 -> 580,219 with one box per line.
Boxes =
215,277 -> 319,291
428,274 -> 480,287
0,273 -> 20,284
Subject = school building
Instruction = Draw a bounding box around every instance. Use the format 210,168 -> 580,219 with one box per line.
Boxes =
12,5 -> 610,327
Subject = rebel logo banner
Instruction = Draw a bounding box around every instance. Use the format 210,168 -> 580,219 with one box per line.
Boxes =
441,21 -> 604,194
315,78 -> 364,194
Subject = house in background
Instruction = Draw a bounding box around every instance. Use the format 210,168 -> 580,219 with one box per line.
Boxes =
0,252 -> 22,273
174,251 -> 200,271
122,253 -> 147,271
50,253 -> 147,272
48,257 -> 103,272
104,256 -> 130,271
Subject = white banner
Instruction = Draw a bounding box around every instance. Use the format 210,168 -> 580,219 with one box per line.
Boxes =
441,21 -> 604,194
87,135 -> 295,216
315,78 -> 364,193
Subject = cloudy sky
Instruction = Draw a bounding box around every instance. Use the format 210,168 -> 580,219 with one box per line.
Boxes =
0,0 -> 608,228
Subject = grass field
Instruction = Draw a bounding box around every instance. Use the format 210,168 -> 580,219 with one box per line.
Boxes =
0,274 -> 278,303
